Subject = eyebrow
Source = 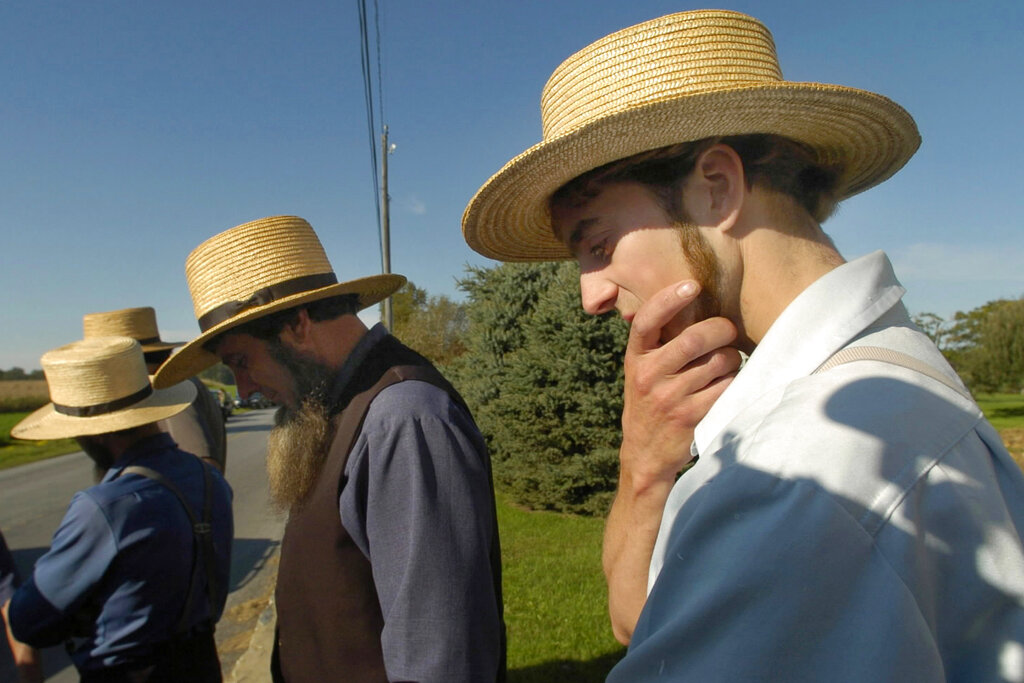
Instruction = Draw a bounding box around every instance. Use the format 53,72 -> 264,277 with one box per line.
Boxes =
566,217 -> 599,252
220,352 -> 243,368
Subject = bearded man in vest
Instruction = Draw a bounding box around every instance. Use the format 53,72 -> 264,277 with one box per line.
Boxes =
463,10 -> 1024,682
155,215 -> 506,682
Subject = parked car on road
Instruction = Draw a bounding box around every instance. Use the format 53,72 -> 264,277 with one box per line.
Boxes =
209,389 -> 233,421
235,392 -> 274,410
248,392 -> 274,409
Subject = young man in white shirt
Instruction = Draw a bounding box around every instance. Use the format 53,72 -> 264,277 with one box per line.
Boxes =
463,10 -> 1024,681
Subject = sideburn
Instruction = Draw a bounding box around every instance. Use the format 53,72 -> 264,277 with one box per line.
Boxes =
674,220 -> 722,321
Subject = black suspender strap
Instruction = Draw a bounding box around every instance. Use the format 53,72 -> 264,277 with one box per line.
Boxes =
120,461 -> 219,634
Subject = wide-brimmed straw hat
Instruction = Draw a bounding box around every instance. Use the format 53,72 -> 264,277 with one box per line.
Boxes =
462,9 -> 921,262
83,307 -> 183,353
153,215 -> 405,388
11,337 -> 196,441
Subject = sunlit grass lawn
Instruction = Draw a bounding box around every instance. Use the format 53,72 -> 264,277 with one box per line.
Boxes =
498,493 -> 626,681
976,393 -> 1024,469
974,393 -> 1024,429
0,411 -> 78,470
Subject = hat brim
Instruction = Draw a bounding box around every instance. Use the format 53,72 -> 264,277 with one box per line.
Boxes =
140,340 -> 184,353
463,82 -> 920,262
11,379 -> 197,441
152,273 -> 405,389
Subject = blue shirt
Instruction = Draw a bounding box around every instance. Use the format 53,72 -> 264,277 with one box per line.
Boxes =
335,325 -> 504,681
8,433 -> 233,672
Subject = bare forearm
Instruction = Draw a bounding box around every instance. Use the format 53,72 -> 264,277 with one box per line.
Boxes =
603,283 -> 740,645
602,459 -> 681,644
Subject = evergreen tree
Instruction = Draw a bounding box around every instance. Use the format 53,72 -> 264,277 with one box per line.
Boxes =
451,261 -> 628,515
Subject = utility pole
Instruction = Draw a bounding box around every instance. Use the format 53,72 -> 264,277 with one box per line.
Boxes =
380,125 -> 393,330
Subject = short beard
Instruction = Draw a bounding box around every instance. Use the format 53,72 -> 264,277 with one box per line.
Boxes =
263,339 -> 335,513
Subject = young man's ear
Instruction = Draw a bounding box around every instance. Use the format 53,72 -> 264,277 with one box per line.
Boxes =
684,143 -> 746,232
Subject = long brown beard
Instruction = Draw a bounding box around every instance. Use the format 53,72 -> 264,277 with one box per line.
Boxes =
266,399 -> 333,513
262,337 -> 338,513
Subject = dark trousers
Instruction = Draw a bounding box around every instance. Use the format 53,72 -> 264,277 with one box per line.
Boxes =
78,626 -> 222,683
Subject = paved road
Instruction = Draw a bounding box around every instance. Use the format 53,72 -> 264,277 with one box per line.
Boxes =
0,408 -> 284,682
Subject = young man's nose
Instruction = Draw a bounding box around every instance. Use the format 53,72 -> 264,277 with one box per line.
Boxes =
579,272 -> 617,316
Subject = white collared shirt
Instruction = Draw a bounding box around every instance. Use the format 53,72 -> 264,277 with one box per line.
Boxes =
612,252 -> 1024,682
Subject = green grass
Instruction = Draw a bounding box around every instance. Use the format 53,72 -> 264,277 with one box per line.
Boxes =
498,493 -> 626,681
974,393 -> 1024,430
0,411 -> 79,470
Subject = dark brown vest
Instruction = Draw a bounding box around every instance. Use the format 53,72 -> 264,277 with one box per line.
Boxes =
272,336 -> 505,682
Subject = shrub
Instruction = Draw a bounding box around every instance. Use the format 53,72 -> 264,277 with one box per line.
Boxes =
449,262 -> 627,515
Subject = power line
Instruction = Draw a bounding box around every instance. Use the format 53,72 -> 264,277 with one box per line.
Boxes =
357,0 -> 382,239
357,0 -> 395,329
373,0 -> 385,129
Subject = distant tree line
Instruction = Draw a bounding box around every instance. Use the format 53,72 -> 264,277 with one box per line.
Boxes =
913,296 -> 1024,394
387,282 -> 469,367
0,368 -> 44,381
199,362 -> 236,386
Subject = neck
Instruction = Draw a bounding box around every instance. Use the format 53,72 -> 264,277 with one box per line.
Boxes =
726,196 -> 844,351
110,423 -> 163,462
304,314 -> 370,372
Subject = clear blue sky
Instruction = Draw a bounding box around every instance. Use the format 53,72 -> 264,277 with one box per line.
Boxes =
2,0 -> 1021,370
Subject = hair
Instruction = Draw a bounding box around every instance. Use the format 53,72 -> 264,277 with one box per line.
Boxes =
549,134 -> 843,224
143,348 -> 173,366
107,424 -> 152,438
204,293 -> 360,350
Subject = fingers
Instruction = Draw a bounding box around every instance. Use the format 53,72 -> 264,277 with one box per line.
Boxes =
659,317 -> 739,376
629,280 -> 701,352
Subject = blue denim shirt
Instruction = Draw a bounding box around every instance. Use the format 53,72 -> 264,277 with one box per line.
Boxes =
8,433 -> 233,672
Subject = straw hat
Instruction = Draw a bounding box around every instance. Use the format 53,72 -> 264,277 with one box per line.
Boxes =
153,215 -> 405,388
83,307 -> 183,353
11,337 -> 196,441
462,9 -> 921,261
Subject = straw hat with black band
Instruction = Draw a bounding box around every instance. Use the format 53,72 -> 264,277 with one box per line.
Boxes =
83,306 -> 184,353
153,215 -> 405,389
11,337 -> 197,441
462,9 -> 920,262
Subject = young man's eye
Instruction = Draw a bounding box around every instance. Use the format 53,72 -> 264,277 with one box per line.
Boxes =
589,239 -> 610,260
